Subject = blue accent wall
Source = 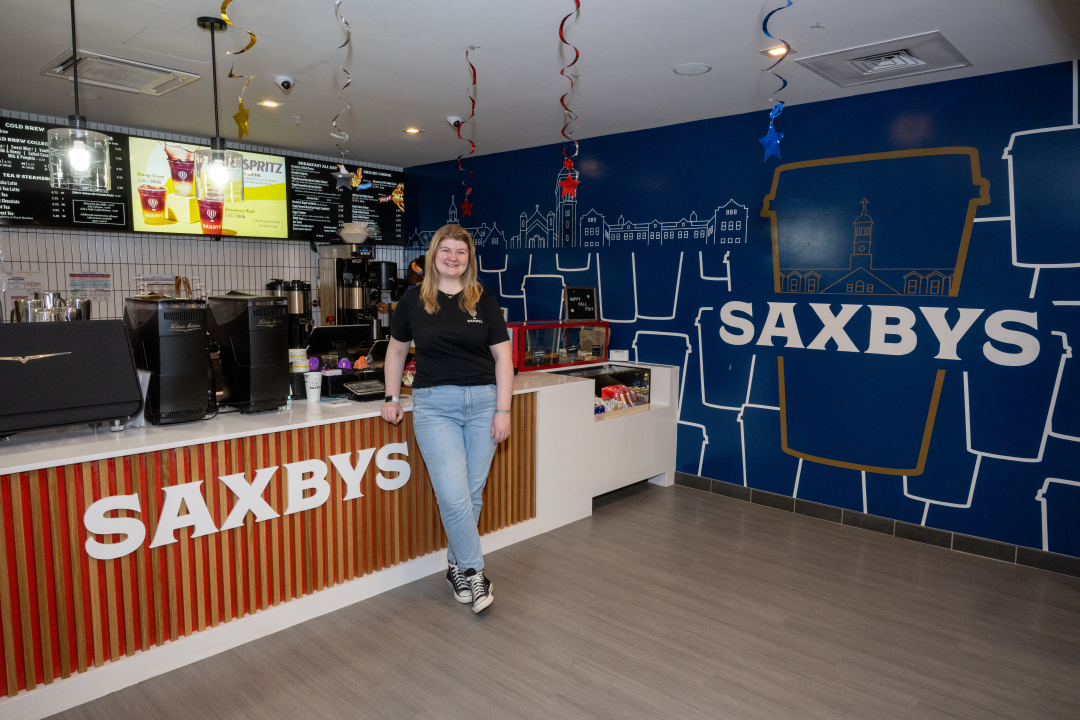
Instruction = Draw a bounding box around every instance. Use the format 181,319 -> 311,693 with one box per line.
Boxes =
406,62 -> 1080,558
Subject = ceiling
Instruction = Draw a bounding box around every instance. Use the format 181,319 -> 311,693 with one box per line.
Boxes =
2,0 -> 1078,168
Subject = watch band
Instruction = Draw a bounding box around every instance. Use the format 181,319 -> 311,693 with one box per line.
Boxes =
384,395 -> 399,403
495,409 -> 511,414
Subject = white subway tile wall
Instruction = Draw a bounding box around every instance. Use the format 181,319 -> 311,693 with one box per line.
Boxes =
1,227 -> 406,321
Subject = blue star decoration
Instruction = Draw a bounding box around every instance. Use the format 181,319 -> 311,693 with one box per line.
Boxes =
759,123 -> 784,161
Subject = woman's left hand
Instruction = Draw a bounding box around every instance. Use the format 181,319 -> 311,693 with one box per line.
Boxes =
491,413 -> 511,443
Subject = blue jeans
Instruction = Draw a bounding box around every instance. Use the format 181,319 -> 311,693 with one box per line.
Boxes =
411,384 -> 498,572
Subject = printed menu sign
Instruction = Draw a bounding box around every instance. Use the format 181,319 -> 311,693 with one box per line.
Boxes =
286,158 -> 405,244
128,137 -> 287,238
0,120 -> 129,229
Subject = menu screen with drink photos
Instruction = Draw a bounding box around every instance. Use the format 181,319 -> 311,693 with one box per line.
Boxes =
128,137 -> 288,238
0,119 -> 130,230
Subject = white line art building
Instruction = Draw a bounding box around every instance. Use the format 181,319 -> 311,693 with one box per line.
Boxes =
406,197 -> 508,254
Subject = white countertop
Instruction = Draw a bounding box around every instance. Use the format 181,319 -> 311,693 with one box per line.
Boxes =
0,373 -> 591,476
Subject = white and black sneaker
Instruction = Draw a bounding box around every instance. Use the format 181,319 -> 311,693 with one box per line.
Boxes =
464,568 -> 493,613
446,562 -> 472,604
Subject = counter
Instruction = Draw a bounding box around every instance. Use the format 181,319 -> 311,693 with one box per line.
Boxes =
0,364 -> 677,719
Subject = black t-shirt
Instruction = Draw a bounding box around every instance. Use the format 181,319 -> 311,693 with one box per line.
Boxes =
391,285 -> 509,388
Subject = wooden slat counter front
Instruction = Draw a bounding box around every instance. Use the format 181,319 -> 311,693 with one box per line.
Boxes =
0,391 -> 536,699
0,366 -> 678,719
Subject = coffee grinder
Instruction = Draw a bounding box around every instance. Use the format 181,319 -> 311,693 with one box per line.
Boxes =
207,292 -> 290,413
123,296 -> 212,425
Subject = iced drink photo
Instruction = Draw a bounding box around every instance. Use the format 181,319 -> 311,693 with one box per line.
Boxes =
168,159 -> 195,197
164,143 -> 197,197
198,194 -> 225,235
137,184 -> 168,224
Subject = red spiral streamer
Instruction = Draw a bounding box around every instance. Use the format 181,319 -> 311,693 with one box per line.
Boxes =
558,0 -> 581,162
457,48 -> 477,217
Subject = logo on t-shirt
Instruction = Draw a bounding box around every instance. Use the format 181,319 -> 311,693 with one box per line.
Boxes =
467,309 -> 483,324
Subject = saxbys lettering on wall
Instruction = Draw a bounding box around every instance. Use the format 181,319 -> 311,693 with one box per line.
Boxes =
714,302 -> 1040,367
82,442 -> 410,561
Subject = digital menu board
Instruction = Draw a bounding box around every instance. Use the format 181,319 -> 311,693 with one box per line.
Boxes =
286,158 -> 405,244
0,120 -> 130,229
128,137 -> 288,238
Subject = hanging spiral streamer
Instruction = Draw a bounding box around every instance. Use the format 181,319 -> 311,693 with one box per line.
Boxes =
761,0 -> 793,103
221,0 -> 256,142
558,0 -> 581,162
457,47 -> 478,216
229,64 -> 254,140
220,0 -> 257,55
330,0 -> 353,156
758,0 -> 793,160
336,0 -> 352,49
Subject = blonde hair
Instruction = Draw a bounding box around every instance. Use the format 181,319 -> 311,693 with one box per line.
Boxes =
420,224 -> 482,314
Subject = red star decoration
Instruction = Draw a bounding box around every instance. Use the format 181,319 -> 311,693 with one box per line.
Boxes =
461,199 -> 473,216
558,174 -> 581,197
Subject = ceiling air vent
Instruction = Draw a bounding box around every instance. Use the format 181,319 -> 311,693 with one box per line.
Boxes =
848,50 -> 926,75
795,32 -> 971,88
41,49 -> 199,95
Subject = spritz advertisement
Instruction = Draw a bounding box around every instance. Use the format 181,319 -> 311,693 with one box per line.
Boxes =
127,137 -> 287,237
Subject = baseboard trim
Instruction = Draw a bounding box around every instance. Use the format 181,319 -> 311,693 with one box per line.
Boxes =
673,471 -> 1080,580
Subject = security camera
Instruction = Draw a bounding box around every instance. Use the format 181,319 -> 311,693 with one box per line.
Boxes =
447,116 -> 463,128
275,76 -> 295,91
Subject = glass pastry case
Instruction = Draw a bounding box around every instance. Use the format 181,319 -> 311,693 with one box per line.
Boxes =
506,320 -> 609,372
553,363 -> 651,419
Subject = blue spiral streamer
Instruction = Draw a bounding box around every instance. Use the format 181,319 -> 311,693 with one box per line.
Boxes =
762,0 -> 793,103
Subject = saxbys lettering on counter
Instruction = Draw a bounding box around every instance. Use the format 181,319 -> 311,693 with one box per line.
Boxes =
82,443 -> 411,560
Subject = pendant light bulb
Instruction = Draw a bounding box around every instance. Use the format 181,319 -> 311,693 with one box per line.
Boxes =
208,158 -> 229,187
193,16 -> 244,202
68,140 -> 91,172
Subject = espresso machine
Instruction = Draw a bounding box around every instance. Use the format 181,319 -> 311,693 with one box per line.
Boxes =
318,244 -> 383,339
123,295 -> 212,425
207,292 -> 290,413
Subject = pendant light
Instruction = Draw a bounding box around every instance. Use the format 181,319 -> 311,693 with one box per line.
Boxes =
194,16 -> 243,202
47,0 -> 112,192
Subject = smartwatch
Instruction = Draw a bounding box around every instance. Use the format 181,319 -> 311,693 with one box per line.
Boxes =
384,395 -> 399,403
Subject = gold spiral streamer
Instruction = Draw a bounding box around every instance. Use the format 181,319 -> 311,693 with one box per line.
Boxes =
221,0 -> 257,55
229,63 -> 253,140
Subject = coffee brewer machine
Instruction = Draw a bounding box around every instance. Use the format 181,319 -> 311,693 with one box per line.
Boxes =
318,244 -> 394,339
207,292 -> 290,413
124,295 -> 212,425
267,279 -> 314,398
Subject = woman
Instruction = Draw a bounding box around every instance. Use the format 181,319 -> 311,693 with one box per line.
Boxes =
381,224 -> 512,613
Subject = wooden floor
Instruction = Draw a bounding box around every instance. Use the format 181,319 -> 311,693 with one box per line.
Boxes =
50,484 -> 1080,720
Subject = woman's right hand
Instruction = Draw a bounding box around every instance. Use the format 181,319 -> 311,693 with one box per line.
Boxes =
381,401 -> 404,424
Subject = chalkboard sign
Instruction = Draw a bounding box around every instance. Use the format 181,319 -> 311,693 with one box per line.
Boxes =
564,286 -> 597,320
0,120 -> 130,230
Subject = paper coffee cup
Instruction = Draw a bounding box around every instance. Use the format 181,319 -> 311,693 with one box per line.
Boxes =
304,372 -> 323,403
289,349 -> 309,373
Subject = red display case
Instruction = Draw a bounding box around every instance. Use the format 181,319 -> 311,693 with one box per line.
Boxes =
507,320 -> 609,372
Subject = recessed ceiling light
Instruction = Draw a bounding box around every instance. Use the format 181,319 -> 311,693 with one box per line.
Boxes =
762,46 -> 793,57
673,63 -> 712,76
403,127 -> 423,134
258,100 -> 281,107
